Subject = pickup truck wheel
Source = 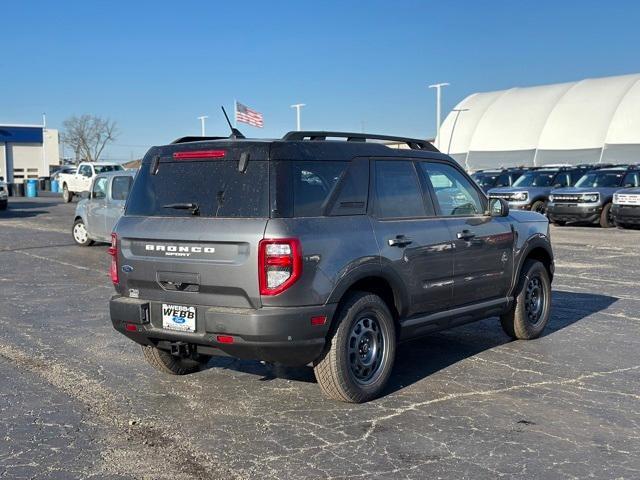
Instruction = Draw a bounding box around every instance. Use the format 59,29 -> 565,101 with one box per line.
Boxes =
599,203 -> 614,228
531,200 -> 547,214
72,219 -> 94,246
62,185 -> 73,203
141,345 -> 204,375
500,259 -> 552,340
313,292 -> 396,403
0,199 -> 7,211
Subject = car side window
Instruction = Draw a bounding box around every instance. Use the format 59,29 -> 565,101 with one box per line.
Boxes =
111,176 -> 133,201
92,177 -> 108,199
79,165 -> 92,177
374,161 -> 428,218
556,173 -> 570,187
622,172 -> 639,187
419,162 -> 484,217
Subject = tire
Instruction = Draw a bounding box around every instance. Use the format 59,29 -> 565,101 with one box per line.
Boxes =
72,218 -> 94,246
141,345 -> 205,375
531,200 -> 547,215
599,203 -> 614,228
63,184 -> 73,203
0,200 -> 7,211
500,259 -> 552,340
313,292 -> 396,403
615,221 -> 630,230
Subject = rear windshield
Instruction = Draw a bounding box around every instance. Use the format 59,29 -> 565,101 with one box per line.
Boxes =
95,165 -> 124,174
126,159 -> 269,218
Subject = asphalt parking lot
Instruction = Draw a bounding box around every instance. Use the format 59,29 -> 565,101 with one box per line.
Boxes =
1,196 -> 639,479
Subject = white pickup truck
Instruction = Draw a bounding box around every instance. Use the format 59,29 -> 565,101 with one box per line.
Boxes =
58,162 -> 124,202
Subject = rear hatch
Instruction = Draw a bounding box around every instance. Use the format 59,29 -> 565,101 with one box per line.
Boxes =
115,142 -> 270,309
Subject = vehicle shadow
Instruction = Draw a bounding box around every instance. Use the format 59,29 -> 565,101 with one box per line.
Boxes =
0,201 -> 61,218
384,290 -> 617,395
204,290 -> 618,392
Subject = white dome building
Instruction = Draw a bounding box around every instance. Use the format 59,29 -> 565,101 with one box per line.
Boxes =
437,73 -> 640,170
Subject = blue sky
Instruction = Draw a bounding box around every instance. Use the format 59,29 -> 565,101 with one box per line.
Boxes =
2,0 -> 639,160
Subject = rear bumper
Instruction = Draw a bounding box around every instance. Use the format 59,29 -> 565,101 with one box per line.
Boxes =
612,205 -> 640,224
110,295 -> 336,366
547,203 -> 601,223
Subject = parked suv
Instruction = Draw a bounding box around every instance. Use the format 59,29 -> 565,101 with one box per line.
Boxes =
488,166 -> 595,213
109,131 -> 554,403
471,167 -> 529,193
547,166 -> 640,227
612,187 -> 640,228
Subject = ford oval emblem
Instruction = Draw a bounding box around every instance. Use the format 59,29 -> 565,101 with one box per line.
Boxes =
121,265 -> 134,273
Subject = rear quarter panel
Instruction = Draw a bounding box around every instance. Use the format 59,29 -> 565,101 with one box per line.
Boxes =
262,216 -> 380,307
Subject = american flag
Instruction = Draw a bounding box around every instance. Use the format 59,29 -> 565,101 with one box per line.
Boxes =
235,101 -> 264,128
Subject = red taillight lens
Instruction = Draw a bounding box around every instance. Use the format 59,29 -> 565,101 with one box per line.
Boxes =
173,150 -> 226,160
216,335 -> 234,344
108,233 -> 119,285
258,238 -> 302,296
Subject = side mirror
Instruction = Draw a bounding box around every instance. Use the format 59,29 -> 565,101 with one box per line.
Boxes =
0,176 -> 4,182
80,191 -> 90,199
488,198 -> 509,217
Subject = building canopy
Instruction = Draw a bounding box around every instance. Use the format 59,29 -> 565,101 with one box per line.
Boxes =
438,73 -> 640,170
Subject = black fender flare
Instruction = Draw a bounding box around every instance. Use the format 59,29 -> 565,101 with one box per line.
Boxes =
510,234 -> 554,296
326,260 -> 409,318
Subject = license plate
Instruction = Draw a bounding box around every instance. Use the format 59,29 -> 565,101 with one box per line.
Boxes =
162,304 -> 196,332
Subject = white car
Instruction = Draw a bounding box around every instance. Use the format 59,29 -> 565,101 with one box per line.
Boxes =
58,161 -> 124,203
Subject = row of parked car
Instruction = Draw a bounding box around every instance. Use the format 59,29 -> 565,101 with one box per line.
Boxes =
471,164 -> 640,228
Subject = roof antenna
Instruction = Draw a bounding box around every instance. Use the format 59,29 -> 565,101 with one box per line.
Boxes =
221,106 -> 245,139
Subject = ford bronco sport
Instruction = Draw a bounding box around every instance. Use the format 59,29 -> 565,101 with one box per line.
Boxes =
109,131 -> 554,403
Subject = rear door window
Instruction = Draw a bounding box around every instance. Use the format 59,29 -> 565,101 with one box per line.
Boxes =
374,161 -> 428,218
111,176 -> 133,200
292,161 -> 347,217
126,158 -> 269,218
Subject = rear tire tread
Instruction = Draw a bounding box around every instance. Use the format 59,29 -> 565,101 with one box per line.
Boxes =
314,292 -> 396,403
141,345 -> 201,375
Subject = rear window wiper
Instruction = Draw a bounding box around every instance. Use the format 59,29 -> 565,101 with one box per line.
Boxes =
162,202 -> 200,216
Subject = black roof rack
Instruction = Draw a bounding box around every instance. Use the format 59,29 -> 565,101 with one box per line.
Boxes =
282,131 -> 439,152
171,136 -> 227,144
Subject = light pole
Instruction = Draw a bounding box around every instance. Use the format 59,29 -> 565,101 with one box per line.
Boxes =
428,82 -> 449,149
290,104 -> 305,131
197,115 -> 208,136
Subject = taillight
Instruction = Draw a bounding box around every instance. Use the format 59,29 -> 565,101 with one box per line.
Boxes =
108,233 -> 119,285
258,238 -> 302,295
173,150 -> 226,160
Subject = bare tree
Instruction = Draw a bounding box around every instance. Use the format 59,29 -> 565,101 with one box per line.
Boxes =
61,115 -> 118,162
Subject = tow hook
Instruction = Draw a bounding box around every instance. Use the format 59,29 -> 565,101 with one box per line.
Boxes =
170,341 -> 191,357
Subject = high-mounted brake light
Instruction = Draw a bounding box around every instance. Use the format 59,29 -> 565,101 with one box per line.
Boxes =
108,233 -> 119,285
258,238 -> 302,296
173,150 -> 226,160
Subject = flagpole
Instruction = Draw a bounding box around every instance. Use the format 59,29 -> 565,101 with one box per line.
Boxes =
234,99 -> 237,128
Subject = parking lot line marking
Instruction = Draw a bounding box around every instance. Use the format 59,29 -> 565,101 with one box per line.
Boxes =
13,249 -> 95,272
0,221 -> 69,235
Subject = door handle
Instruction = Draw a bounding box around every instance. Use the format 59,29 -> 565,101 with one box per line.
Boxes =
456,230 -> 476,240
388,235 -> 413,247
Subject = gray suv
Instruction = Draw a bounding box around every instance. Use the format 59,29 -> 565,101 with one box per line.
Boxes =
109,131 -> 554,403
